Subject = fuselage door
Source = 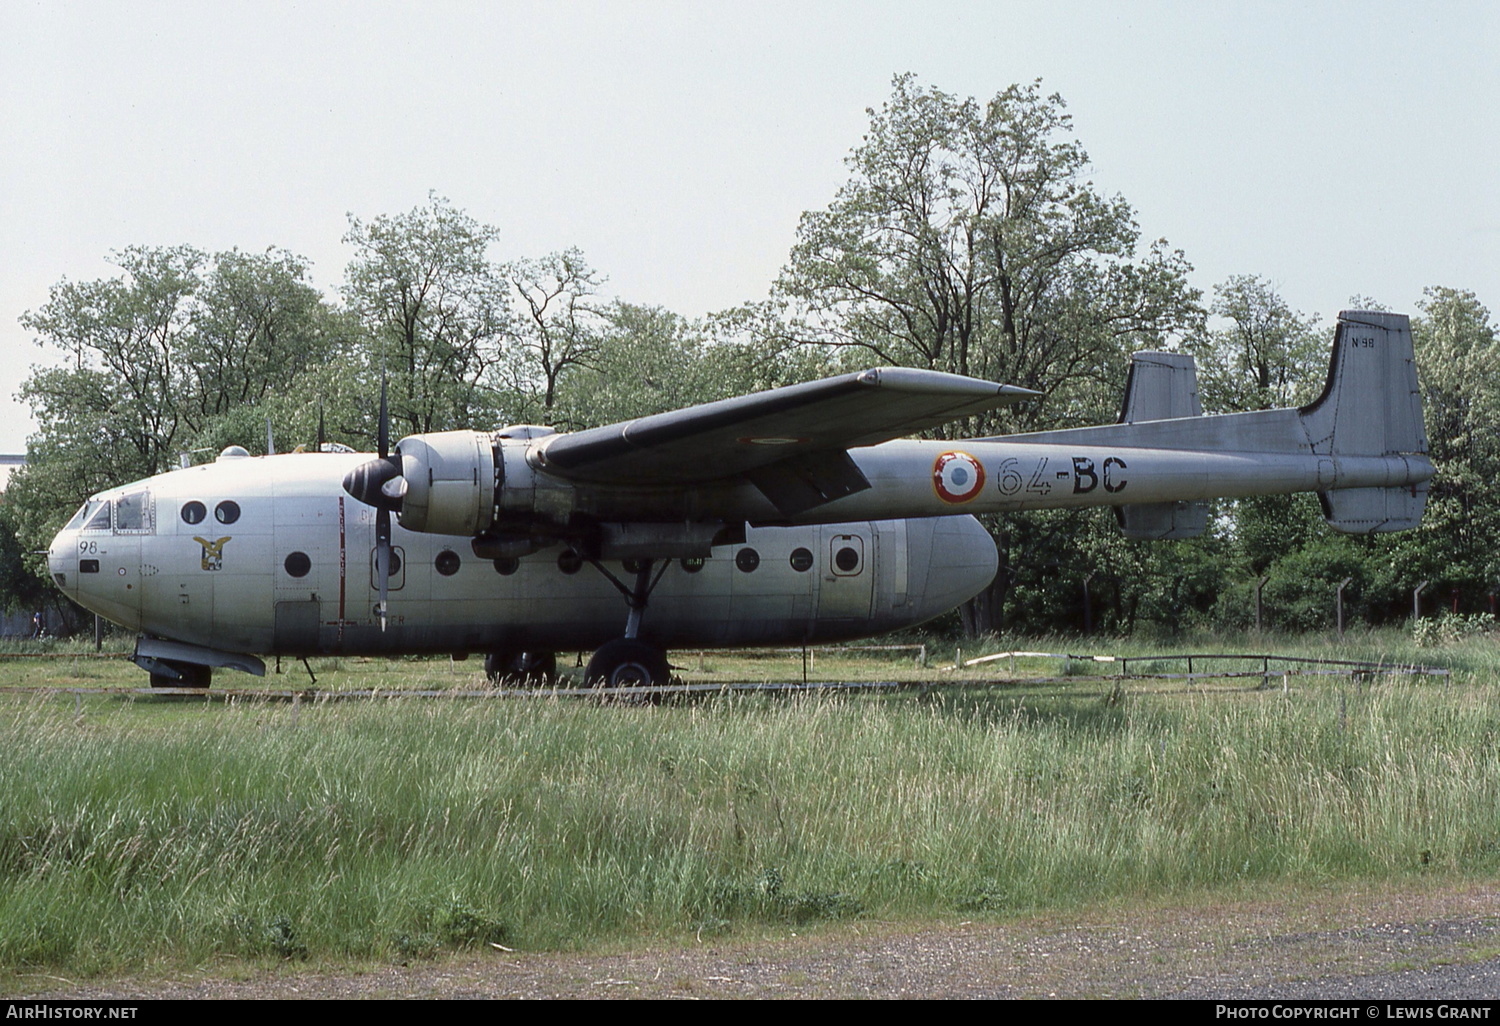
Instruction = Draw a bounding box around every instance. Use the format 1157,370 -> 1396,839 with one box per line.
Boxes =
818,525 -> 873,620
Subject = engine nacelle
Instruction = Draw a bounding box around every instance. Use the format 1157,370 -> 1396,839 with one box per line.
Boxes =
395,430 -> 498,536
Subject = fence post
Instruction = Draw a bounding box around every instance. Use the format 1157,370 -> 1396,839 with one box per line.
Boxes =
1413,580 -> 1429,622
1336,577 -> 1353,639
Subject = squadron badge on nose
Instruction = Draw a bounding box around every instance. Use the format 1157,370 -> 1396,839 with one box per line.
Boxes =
193,536 -> 231,571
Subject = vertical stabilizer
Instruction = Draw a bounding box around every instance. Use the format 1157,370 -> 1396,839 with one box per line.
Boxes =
1302,311 -> 1430,532
1117,351 -> 1211,539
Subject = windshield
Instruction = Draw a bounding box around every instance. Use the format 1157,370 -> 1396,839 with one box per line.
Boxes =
64,501 -> 94,530
82,501 -> 112,532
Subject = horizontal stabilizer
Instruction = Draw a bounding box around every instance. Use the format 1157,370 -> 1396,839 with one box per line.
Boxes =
1319,483 -> 1429,534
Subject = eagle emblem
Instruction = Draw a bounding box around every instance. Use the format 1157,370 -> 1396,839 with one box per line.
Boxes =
193,536 -> 231,571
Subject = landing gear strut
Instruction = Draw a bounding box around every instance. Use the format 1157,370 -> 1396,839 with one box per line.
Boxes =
583,556 -> 673,687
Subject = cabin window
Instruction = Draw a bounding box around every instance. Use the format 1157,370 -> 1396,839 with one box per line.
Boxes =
181,501 -> 207,525
834,546 -> 861,573
214,500 -> 240,525
680,557 -> 704,574
435,550 -> 461,576
735,548 -> 760,573
557,550 -> 582,575
284,552 -> 312,578
789,548 -> 814,572
494,557 -> 519,575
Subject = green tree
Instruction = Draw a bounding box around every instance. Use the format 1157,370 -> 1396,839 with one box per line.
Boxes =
1379,288 -> 1500,607
178,247 -> 345,436
1187,276 -> 1324,413
500,249 -> 607,420
773,75 -> 1204,634
342,195 -> 510,435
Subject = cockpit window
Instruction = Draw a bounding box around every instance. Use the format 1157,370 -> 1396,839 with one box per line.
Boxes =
64,501 -> 94,530
113,489 -> 154,534
82,502 -> 112,532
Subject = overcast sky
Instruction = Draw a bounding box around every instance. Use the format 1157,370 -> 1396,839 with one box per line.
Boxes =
2,0 -> 1496,454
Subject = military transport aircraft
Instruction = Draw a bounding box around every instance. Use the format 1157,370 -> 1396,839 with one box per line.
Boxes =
48,310 -> 1432,688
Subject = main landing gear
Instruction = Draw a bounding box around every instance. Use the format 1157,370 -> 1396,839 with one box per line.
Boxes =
482,555 -> 675,689
582,556 -> 673,688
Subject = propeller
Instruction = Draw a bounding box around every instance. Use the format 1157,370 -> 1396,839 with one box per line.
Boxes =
342,378 -> 406,631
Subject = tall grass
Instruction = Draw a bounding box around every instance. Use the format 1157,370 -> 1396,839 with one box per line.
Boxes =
1,662 -> 1498,975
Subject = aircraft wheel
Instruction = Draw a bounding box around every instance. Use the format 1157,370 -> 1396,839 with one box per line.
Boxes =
584,639 -> 670,688
484,650 -> 557,686
148,661 -> 212,688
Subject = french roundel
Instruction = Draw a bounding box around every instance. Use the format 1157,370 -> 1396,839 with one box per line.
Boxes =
932,450 -> 986,504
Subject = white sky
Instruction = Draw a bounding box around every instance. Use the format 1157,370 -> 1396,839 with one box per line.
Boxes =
2,0 -> 1496,453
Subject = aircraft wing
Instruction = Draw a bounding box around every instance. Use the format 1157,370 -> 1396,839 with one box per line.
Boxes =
535,368 -> 1035,512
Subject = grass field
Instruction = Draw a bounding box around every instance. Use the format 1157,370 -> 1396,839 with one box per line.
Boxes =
0,628 -> 1496,982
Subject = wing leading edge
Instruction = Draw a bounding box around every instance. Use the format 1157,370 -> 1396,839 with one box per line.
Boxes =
533,368 -> 1036,515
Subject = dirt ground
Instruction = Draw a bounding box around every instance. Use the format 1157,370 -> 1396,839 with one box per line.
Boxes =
13,880 -> 1500,1000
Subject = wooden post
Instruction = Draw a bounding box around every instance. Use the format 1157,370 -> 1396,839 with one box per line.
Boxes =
1413,580 -> 1429,622
1336,577 -> 1353,639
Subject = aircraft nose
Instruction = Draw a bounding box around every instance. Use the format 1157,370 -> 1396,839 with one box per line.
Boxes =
47,529 -> 74,598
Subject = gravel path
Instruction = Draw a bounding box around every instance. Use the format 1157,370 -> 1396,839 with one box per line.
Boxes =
15,882 -> 1500,1000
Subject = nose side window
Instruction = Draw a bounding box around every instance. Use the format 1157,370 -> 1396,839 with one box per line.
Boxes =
114,490 -> 154,534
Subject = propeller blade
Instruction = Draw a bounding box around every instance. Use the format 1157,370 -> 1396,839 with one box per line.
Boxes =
378,376 -> 389,460
375,506 -> 391,632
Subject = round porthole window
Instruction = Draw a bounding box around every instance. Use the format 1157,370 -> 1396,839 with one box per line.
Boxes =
735,548 -> 760,573
180,501 -> 206,525
680,557 -> 705,574
557,550 -> 583,574
435,550 -> 461,576
215,500 -> 240,525
789,547 -> 814,572
835,546 -> 860,573
494,557 -> 520,575
284,551 -> 311,578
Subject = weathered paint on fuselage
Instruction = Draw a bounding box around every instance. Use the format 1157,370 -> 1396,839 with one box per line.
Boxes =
48,451 -> 998,658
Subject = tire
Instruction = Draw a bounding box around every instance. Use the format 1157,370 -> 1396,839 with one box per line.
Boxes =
583,638 -> 670,688
484,650 -> 557,686
148,661 -> 212,688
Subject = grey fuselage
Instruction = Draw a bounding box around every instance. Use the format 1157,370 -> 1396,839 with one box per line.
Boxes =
47,451 -> 999,658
